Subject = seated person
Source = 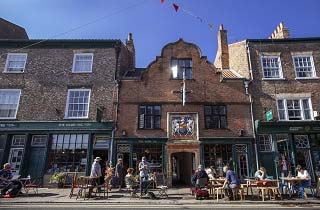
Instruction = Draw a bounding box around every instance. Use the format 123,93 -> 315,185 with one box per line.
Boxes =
191,164 -> 209,187
205,166 -> 217,180
295,165 -> 311,198
254,167 -> 267,180
222,165 -> 240,200
0,163 -> 22,198
125,168 -> 139,190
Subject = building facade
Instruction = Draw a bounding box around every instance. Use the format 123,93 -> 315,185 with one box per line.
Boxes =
226,22 -> 320,181
116,37 -> 254,187
0,38 -> 133,181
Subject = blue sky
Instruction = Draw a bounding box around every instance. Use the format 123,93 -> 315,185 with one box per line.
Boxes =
1,0 -> 320,67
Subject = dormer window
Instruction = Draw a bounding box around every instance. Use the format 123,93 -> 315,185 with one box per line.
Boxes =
171,59 -> 192,79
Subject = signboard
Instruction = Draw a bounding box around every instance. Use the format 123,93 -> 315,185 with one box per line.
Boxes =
266,110 -> 273,122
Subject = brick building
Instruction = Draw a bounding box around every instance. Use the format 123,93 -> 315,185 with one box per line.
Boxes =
0,18 -> 28,39
116,35 -> 254,186
224,22 -> 320,180
0,35 -> 134,180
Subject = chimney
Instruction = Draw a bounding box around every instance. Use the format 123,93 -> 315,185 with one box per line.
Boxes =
269,22 -> 290,39
214,24 -> 229,69
126,32 -> 135,68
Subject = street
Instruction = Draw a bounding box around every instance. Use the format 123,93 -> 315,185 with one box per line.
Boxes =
1,204 -> 320,210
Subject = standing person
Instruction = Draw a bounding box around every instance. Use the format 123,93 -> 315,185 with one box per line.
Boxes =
115,158 -> 124,191
90,157 -> 102,178
0,163 -> 22,198
278,154 -> 291,177
222,165 -> 240,200
138,156 -> 150,196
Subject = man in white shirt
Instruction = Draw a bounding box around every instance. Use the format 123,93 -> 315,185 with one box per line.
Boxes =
90,157 -> 102,178
296,165 -> 311,198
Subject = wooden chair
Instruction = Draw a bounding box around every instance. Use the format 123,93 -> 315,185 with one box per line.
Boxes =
69,173 -> 80,199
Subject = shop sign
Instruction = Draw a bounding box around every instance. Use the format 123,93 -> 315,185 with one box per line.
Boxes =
0,123 -> 18,129
58,123 -> 92,127
289,127 -> 304,131
266,110 -> 273,122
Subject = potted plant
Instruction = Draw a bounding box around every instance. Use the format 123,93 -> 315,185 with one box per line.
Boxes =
50,172 -> 66,188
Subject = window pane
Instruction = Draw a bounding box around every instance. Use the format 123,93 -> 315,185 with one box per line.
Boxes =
204,106 -> 212,115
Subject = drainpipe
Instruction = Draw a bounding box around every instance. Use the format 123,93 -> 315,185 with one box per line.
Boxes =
245,40 -> 259,171
110,43 -> 121,165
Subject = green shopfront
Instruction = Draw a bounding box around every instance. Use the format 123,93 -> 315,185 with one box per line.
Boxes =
0,121 -> 113,180
256,120 -> 320,182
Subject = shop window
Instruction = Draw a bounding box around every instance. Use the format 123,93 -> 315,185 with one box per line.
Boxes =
0,135 -> 6,165
47,134 -> 89,174
203,144 -> 233,176
138,105 -> 161,129
204,105 -> 227,129
132,143 -> 162,174
258,134 -> 272,152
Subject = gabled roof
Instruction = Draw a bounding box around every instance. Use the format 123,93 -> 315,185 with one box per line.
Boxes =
0,18 -> 29,39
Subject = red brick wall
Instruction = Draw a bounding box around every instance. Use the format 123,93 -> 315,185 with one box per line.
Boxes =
117,39 -> 253,139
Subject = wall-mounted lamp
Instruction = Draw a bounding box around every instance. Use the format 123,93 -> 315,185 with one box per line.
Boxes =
122,130 -> 127,136
239,129 -> 245,137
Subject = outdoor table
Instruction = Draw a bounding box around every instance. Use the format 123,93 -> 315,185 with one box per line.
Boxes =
209,178 -> 225,201
256,179 -> 281,201
244,178 -> 257,195
19,177 -> 31,194
279,177 -> 309,197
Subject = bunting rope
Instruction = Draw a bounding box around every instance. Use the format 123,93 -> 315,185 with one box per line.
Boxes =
161,0 -> 213,31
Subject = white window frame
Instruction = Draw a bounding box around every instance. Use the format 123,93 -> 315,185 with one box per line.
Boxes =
12,135 -> 26,147
0,89 -> 21,119
292,52 -> 317,79
276,97 -> 313,121
72,53 -> 93,73
65,89 -> 91,119
260,53 -> 283,79
4,53 -> 27,73
31,135 -> 47,147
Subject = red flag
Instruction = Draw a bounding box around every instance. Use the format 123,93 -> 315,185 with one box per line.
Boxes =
160,0 -> 165,3
173,3 -> 179,12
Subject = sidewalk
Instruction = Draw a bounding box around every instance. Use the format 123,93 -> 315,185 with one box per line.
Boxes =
0,187 -> 319,205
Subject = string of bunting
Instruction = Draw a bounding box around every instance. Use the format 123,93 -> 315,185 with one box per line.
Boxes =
160,0 -> 213,30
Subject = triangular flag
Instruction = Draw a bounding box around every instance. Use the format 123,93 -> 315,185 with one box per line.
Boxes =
160,0 -> 165,3
173,3 -> 179,12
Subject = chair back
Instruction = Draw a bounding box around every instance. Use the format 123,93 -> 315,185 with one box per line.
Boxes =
196,177 -> 208,187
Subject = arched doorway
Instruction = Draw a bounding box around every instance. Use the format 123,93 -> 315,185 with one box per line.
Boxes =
171,152 -> 195,187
